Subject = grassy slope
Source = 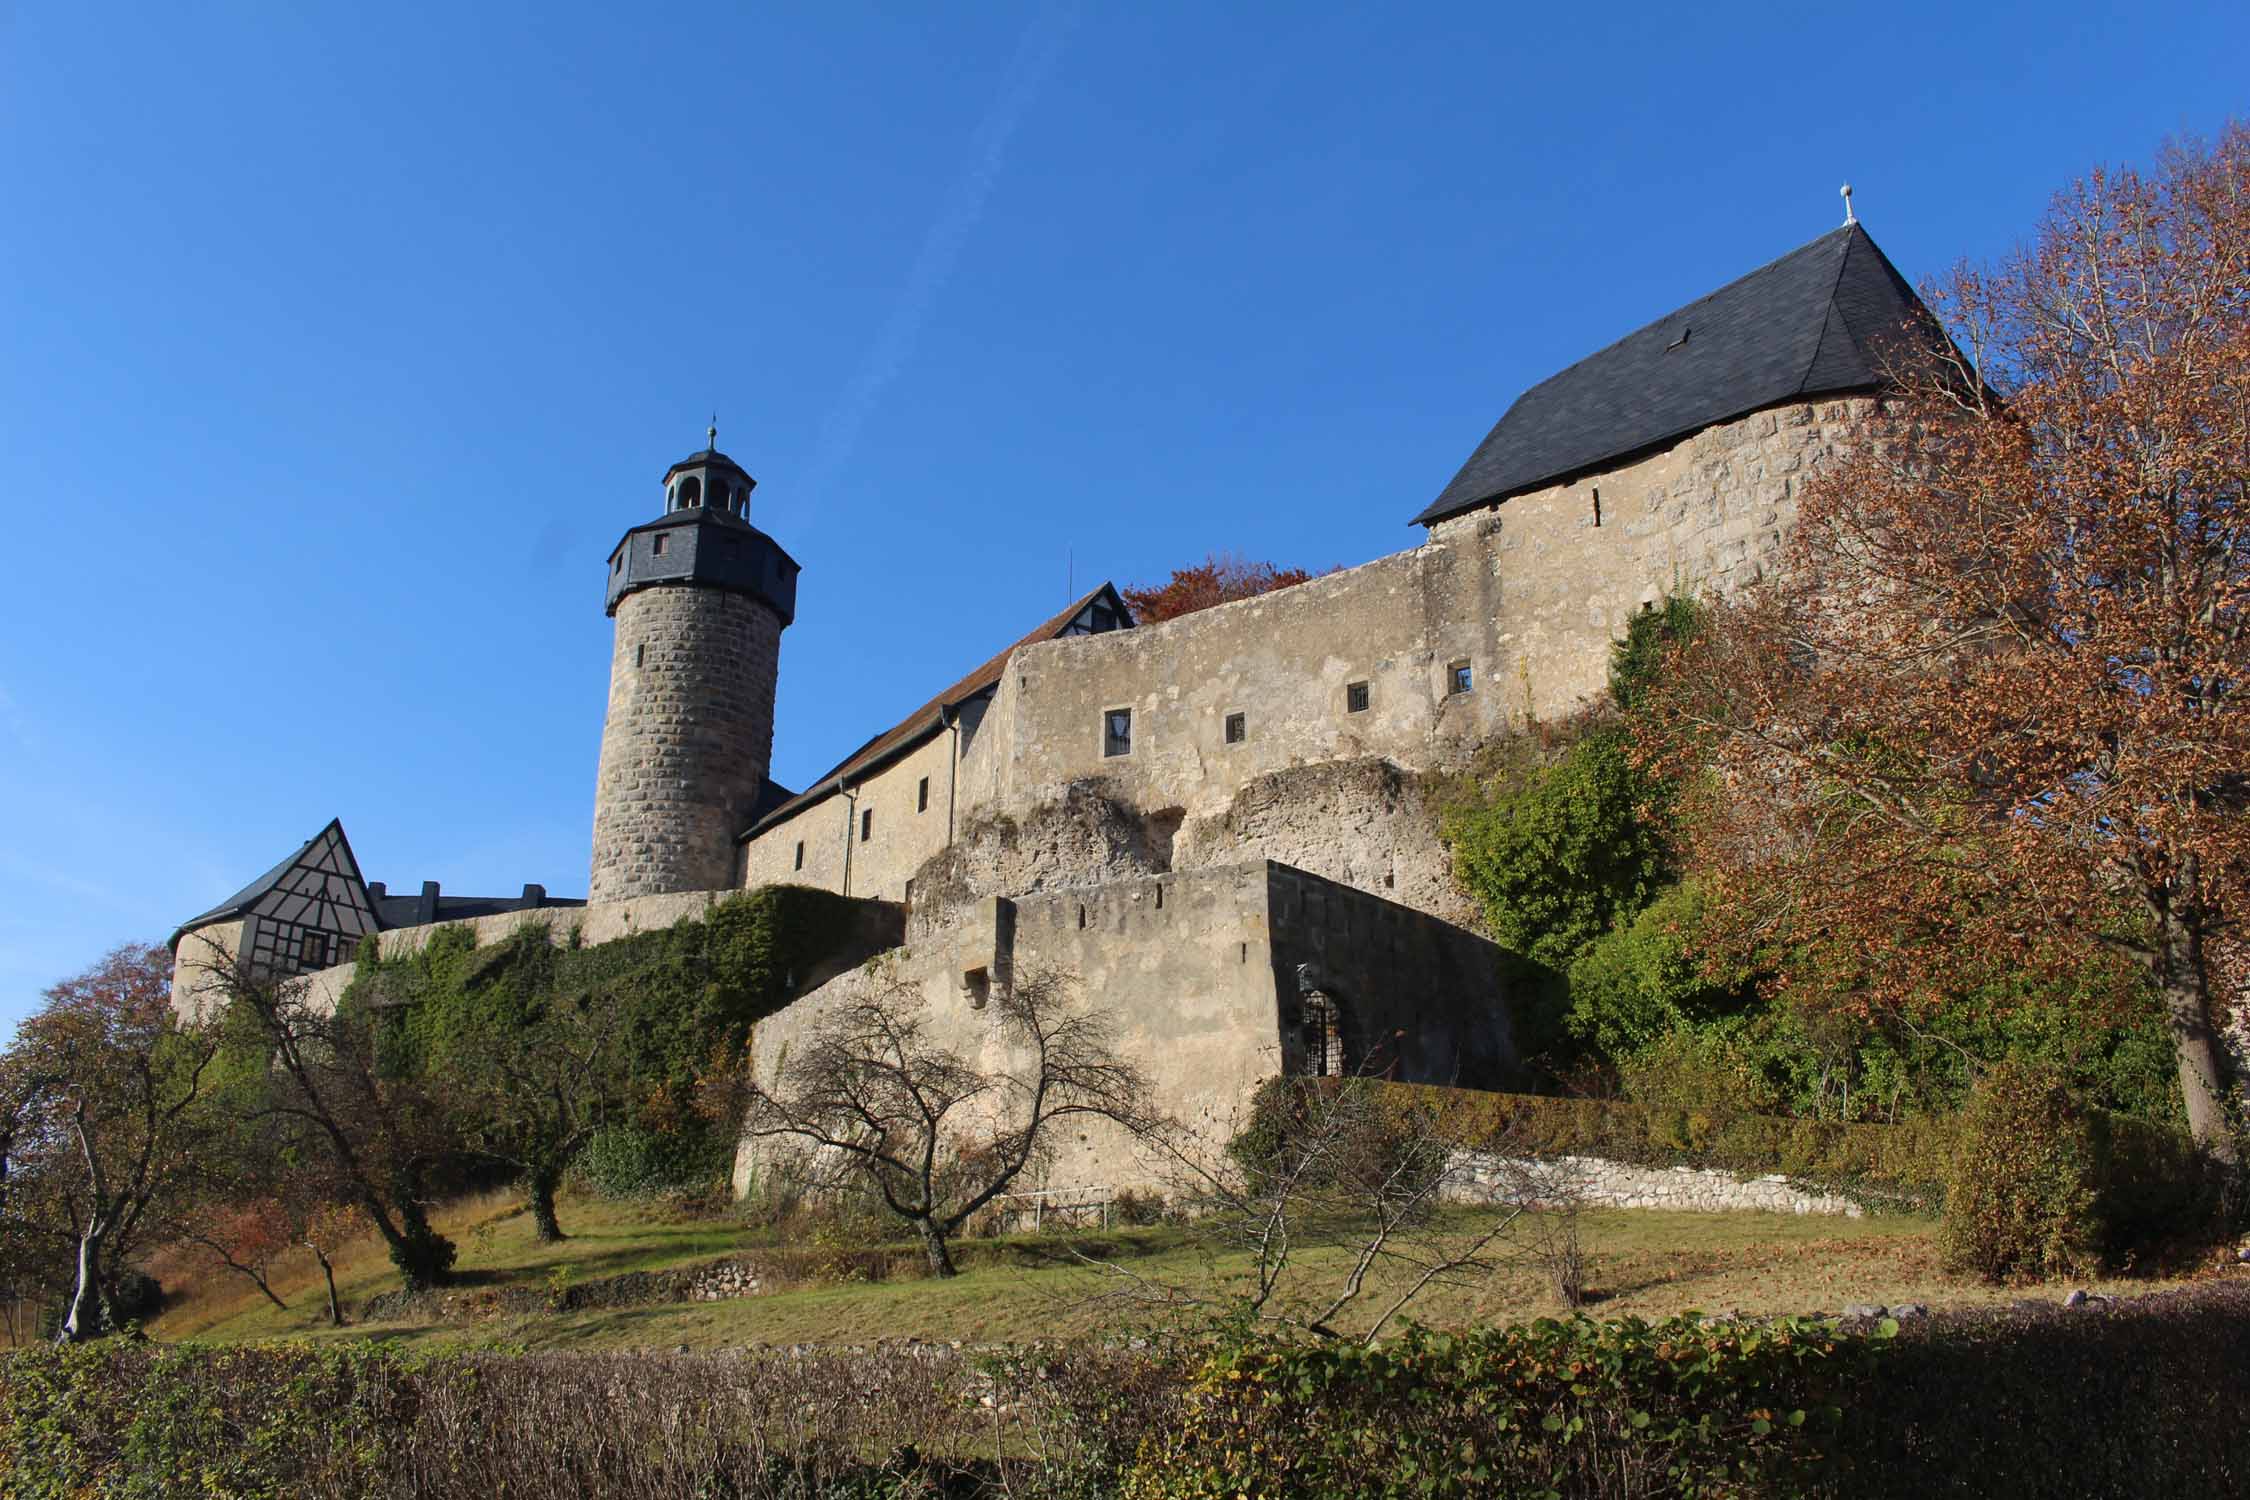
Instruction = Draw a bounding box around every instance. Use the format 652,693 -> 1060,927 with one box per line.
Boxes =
147,1187 -> 2202,1352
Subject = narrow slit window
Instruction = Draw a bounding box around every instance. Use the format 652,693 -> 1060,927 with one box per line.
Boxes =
793,840 -> 804,871
917,776 -> 930,813
1224,711 -> 1246,744
1447,660 -> 1473,695
1346,681 -> 1370,714
635,643 -> 646,668
1103,707 -> 1132,758
1592,487 -> 1602,528
860,808 -> 873,843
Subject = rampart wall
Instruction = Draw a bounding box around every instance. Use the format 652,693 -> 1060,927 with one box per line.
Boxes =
170,887 -> 904,1023
735,862 -> 1515,1199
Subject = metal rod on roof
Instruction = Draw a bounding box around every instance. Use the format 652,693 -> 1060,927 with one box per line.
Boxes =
1841,183 -> 1856,226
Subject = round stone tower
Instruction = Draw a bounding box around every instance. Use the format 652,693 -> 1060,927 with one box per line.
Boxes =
588,432 -> 801,904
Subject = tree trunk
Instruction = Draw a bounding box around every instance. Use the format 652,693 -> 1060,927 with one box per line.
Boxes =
528,1168 -> 567,1243
307,1243 -> 343,1327
58,1226 -> 107,1344
915,1217 -> 958,1279
2156,894 -> 2240,1165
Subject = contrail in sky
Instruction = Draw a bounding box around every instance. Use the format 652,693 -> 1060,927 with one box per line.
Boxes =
805,2 -> 1079,498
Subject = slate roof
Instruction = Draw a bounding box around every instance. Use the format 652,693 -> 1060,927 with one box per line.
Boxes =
741,583 -> 1131,840
1413,224 -> 1931,526
167,825 -> 334,948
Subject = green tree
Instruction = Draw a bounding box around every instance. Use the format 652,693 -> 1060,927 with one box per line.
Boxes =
369,924 -> 624,1241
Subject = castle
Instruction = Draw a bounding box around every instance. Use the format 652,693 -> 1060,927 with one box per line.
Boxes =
170,220 -> 1927,1192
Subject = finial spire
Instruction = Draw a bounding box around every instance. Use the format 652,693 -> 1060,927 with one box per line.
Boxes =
1840,183 -> 1856,226
707,412 -> 718,451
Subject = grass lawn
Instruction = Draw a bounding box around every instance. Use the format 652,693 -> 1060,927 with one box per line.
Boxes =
146,1185 -> 2208,1353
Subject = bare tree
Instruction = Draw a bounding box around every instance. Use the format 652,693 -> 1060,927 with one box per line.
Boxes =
1089,1076 -> 1567,1345
735,968 -> 1157,1277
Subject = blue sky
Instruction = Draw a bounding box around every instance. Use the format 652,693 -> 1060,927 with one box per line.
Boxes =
1,1 -> 2243,1032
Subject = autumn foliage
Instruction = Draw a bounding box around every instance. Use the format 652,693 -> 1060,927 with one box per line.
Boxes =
1120,552 -> 1335,624
1645,128 -> 2250,1158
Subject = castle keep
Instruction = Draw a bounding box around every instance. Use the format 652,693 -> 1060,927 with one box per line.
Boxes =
170,222 -> 1929,1189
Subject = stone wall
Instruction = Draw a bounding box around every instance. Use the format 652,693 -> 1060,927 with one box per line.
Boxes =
170,886 -> 904,1023
1422,396 -> 1886,720
1172,758 -> 1476,930
1447,1150 -> 1866,1218
902,779 -> 1173,939
590,585 -> 783,903
735,861 -> 1516,1198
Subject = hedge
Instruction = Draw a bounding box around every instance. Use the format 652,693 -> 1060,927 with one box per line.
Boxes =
10,1287 -> 2249,1496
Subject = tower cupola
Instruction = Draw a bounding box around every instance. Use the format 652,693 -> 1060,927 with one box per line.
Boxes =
662,422 -> 758,518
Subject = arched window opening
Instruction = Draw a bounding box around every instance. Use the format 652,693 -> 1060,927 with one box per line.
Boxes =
679,476 -> 702,508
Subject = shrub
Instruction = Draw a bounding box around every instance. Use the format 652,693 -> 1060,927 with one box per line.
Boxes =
1226,1076 -> 1446,1202
571,1122 -> 735,1199
1942,1061 -> 2100,1282
1445,730 -> 1671,973
1122,1313 -> 1886,1499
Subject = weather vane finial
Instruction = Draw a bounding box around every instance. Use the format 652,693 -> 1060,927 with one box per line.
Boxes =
707,412 -> 718,451
1841,183 -> 1856,226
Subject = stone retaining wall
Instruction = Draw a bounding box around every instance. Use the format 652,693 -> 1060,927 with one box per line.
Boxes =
1448,1149 -> 1867,1218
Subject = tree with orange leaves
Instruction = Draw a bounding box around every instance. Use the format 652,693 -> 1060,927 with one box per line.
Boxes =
1120,553 -> 1334,624
1647,130 -> 2250,1160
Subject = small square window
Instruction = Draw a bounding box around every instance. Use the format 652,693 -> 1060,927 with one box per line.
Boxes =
1448,660 -> 1473,695
1103,708 -> 1132,757
299,930 -> 330,968
1346,681 -> 1370,714
917,776 -> 930,813
1224,712 -> 1246,744
652,534 -> 669,557
793,840 -> 804,871
860,808 -> 873,842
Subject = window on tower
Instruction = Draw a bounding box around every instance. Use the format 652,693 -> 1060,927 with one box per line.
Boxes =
680,476 -> 702,508
652,534 -> 669,557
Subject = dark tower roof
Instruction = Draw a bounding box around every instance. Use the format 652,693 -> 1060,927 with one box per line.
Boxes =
1413,224 -> 1930,527
663,447 -> 751,483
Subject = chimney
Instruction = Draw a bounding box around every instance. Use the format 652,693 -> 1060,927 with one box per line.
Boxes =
520,883 -> 547,909
366,881 -> 387,901
416,881 -> 440,926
